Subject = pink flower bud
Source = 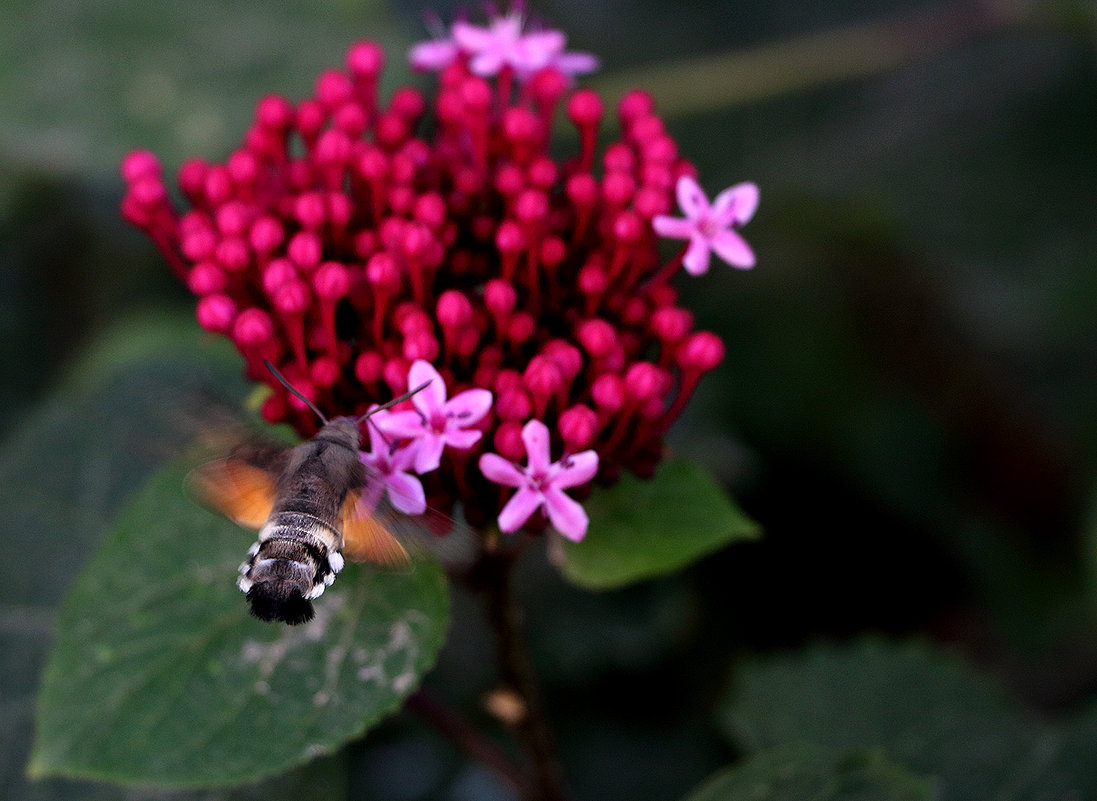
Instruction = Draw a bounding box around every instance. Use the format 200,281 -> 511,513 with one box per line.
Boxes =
618,90 -> 654,123
484,279 -> 517,316
366,252 -> 401,289
262,258 -> 297,295
524,356 -> 563,399
592,373 -> 625,412
250,216 -> 284,254
497,388 -> 532,421
177,158 -> 209,201
403,330 -> 440,362
494,421 -> 526,461
515,189 -> 549,225
274,280 -> 311,315
314,261 -> 350,300
507,312 -> 535,345
215,237 -> 249,272
232,307 -> 274,346
577,318 -> 617,358
255,94 -> 293,129
287,230 -> 322,270
181,228 -> 215,261
203,166 -> 232,205
355,351 -> 383,384
437,290 -> 473,329
346,40 -> 384,77
625,362 -> 666,402
196,294 -> 236,332
188,262 -> 227,295
651,307 -> 693,343
413,192 -> 447,228
603,173 -> 635,206
543,340 -> 583,380
559,405 -> 598,450
294,191 -> 327,228
121,150 -> 161,182
227,150 -> 259,186
311,356 -> 340,387
567,89 -> 603,128
566,173 -> 598,208
527,157 -> 557,190
678,331 -> 725,371
316,70 -> 353,109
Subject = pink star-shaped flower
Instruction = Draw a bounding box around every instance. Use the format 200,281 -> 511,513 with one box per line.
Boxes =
652,176 -> 759,275
358,411 -> 426,515
376,360 -> 493,474
408,11 -> 597,80
478,419 -> 599,542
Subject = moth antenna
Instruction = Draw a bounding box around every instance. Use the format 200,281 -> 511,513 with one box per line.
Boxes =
358,379 -> 433,422
365,415 -> 401,455
264,359 -> 329,425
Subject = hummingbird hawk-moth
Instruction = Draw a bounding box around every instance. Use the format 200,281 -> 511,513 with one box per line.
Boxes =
191,362 -> 432,625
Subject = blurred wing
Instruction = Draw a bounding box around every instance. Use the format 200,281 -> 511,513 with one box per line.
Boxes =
340,491 -> 412,568
188,456 -> 280,530
348,465 -> 480,569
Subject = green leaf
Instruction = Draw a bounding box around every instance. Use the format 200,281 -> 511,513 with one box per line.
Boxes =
0,312 -> 252,800
716,639 -> 1044,801
681,744 -> 933,801
29,461 -> 450,788
559,458 -> 759,590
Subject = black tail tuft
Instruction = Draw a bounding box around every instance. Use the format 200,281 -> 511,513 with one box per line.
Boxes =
246,583 -> 315,625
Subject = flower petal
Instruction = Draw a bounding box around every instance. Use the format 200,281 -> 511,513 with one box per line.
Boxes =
675,175 -> 709,220
413,434 -> 446,474
710,229 -> 756,269
552,51 -> 599,76
521,419 -> 553,475
445,387 -> 493,425
451,21 -> 495,51
682,235 -> 712,276
470,51 -> 506,77
408,360 -> 446,415
542,486 -> 589,542
479,453 -> 527,487
518,30 -> 565,69
551,450 -> 599,489
443,428 -> 482,450
356,482 -> 385,516
712,182 -> 759,227
374,409 -> 425,439
388,440 -> 420,472
408,39 -> 458,71
497,486 -> 543,533
385,471 -> 427,515
651,214 -> 695,240
364,413 -> 391,454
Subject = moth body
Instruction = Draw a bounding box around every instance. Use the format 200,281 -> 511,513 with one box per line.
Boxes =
238,418 -> 362,624
192,362 -> 433,625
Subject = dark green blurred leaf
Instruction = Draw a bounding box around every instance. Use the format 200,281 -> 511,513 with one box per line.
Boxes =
717,639 -> 1050,801
30,460 -> 450,788
560,458 -> 759,590
28,458 -> 449,781
681,744 -> 932,801
1,312 -> 252,801
0,0 -> 399,177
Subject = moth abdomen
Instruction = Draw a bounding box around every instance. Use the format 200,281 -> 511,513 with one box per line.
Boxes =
237,512 -> 346,624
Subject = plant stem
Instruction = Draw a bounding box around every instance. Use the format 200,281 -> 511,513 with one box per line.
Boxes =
406,691 -> 526,796
477,546 -> 570,801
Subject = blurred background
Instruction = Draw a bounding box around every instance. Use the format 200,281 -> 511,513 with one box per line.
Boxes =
2,0 -> 1096,799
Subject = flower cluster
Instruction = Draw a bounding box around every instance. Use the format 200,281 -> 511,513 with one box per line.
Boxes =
121,10 -> 755,542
